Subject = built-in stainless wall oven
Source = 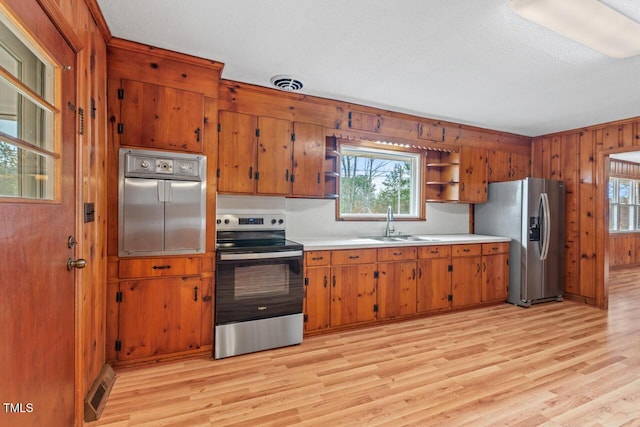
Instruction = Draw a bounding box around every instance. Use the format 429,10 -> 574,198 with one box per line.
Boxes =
118,148 -> 206,257
214,213 -> 303,359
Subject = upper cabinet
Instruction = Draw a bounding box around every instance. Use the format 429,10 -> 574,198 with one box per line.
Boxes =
217,111 -> 326,198
488,149 -> 530,182
459,146 -> 488,203
115,80 -> 204,153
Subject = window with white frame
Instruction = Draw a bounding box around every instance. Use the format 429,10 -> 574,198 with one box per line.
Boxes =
609,177 -> 640,232
0,14 -> 56,200
339,142 -> 422,219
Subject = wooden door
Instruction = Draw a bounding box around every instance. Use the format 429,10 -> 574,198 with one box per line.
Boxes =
218,111 -> 257,193
0,5 -> 76,425
482,253 -> 509,302
416,258 -> 452,311
330,264 -> 377,326
460,146 -> 488,202
256,116 -> 292,195
377,261 -> 417,319
451,256 -> 482,307
304,266 -> 331,331
292,122 -> 325,197
117,277 -> 202,361
119,80 -> 204,152
487,149 -> 512,182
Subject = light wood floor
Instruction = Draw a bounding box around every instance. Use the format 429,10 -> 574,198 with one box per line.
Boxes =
93,269 -> 640,426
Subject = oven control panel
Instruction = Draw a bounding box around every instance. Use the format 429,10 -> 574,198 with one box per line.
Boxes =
216,213 -> 286,231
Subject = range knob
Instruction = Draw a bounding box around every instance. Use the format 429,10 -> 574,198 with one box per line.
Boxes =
178,163 -> 189,173
224,219 -> 230,224
139,160 -> 151,169
278,219 -> 284,224
271,219 -> 277,225
216,219 -> 221,225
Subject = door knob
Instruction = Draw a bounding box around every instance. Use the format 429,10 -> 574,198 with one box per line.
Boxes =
67,258 -> 87,270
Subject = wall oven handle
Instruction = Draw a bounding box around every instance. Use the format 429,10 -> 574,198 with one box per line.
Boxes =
219,250 -> 303,261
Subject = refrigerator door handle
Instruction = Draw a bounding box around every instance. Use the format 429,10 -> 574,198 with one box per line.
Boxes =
540,192 -> 551,260
157,180 -> 165,203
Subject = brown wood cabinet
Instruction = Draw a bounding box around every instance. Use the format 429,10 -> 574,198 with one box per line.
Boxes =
304,251 -> 331,332
116,276 -> 204,361
114,79 -> 205,153
377,247 -> 417,319
218,111 -> 326,197
609,234 -> 640,268
487,149 -> 530,182
416,245 -> 452,312
303,242 -> 507,335
459,147 -> 488,203
451,244 -> 482,307
481,242 -> 510,302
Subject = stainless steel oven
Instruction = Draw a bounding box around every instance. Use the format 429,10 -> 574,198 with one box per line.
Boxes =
214,213 -> 304,359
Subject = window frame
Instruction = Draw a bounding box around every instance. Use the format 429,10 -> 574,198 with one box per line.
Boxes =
0,11 -> 59,202
609,176 -> 640,233
336,139 -> 425,221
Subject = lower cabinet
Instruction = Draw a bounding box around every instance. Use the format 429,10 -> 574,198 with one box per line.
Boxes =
107,255 -> 213,364
451,244 -> 482,308
481,242 -> 510,302
303,242 -> 509,334
117,277 -> 203,361
416,245 -> 452,312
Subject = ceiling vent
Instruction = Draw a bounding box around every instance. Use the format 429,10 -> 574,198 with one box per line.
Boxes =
270,75 -> 303,92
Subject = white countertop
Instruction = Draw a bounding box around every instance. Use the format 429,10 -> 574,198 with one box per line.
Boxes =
290,234 -> 510,251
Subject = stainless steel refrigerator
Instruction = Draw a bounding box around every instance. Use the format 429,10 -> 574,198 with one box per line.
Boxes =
475,178 -> 565,307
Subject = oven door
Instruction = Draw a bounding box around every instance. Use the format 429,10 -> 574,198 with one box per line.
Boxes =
215,250 -> 303,324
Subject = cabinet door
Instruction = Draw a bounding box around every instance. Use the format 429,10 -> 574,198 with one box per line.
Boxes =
256,116 -> 293,195
451,256 -> 482,307
377,261 -> 417,319
119,80 -> 204,152
304,266 -> 330,331
487,149 -> 512,182
416,258 -> 451,312
218,111 -> 257,193
292,122 -> 325,197
330,264 -> 377,326
459,146 -> 488,203
117,277 -> 202,361
510,152 -> 530,180
482,253 -> 509,302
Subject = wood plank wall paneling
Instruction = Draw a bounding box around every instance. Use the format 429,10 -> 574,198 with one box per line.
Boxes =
532,116 -> 640,308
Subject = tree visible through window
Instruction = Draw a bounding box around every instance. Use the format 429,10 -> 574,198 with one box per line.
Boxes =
339,144 -> 420,218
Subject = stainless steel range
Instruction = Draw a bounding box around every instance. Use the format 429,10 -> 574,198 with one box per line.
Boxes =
214,213 -> 304,359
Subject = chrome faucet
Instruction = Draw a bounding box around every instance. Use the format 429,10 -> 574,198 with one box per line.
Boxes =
385,206 -> 395,237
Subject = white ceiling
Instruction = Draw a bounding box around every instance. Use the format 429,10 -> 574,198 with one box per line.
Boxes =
96,0 -> 640,137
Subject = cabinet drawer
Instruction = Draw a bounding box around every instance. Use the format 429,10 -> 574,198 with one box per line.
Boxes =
417,245 -> 451,259
305,251 -> 331,266
377,247 -> 417,261
119,257 -> 202,279
482,242 -> 510,255
331,249 -> 377,265
452,244 -> 482,257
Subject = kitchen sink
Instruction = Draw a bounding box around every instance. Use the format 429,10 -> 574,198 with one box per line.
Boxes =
369,236 -> 407,242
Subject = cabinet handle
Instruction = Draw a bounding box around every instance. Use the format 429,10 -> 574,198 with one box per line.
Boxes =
194,127 -> 201,142
193,286 -> 199,302
412,268 -> 416,280
249,166 -> 253,180
323,275 -> 328,288
418,267 -> 422,279
477,263 -> 481,273
483,262 -> 487,272
393,251 -> 402,256
462,248 -> 470,253
286,169 -> 290,182
152,265 -> 171,270
332,275 -> 336,287
311,256 -> 324,261
430,249 -> 439,254
317,172 -> 321,184
348,255 -> 360,260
